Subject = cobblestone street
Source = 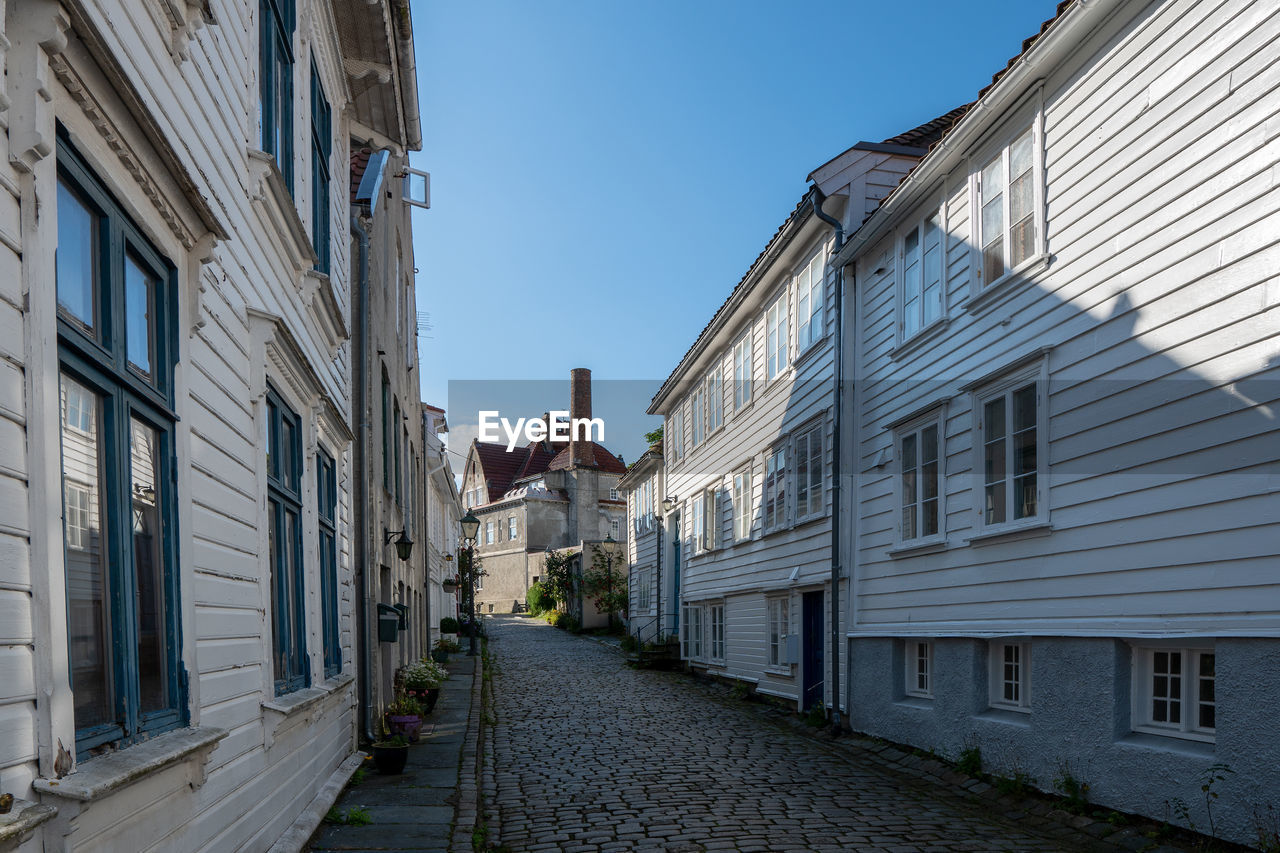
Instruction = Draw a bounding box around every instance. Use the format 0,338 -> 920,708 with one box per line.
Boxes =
483,617 -> 1105,853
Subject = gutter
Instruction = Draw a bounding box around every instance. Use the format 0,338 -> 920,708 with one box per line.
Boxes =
389,0 -> 423,151
810,187 -> 845,735
830,0 -> 1124,269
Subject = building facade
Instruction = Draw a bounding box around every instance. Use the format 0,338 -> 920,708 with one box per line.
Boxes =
0,0 -> 421,849
834,0 -> 1280,843
422,404 -> 461,645
619,446 -> 664,644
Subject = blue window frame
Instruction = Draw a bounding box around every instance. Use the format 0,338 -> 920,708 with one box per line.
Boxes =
393,398 -> 402,505
260,0 -> 295,192
55,132 -> 185,758
318,449 -> 340,677
266,385 -> 308,694
381,368 -> 390,491
310,58 -> 331,274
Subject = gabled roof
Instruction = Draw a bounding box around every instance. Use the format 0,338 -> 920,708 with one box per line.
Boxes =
547,443 -> 627,475
469,436 -> 623,503
882,104 -> 973,151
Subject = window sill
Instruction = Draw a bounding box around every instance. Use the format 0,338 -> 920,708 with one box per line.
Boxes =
887,538 -> 947,559
792,337 -> 828,369
895,696 -> 934,709
965,520 -> 1052,547
0,798 -> 57,847
891,318 -> 951,361
33,726 -> 228,802
262,672 -> 354,749
963,252 -> 1050,316
1118,731 -> 1215,757
764,665 -> 794,677
975,707 -> 1032,727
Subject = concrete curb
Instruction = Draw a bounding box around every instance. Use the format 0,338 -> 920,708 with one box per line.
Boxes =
449,650 -> 485,853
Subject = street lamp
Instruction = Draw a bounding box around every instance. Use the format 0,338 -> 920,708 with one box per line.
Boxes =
601,532 -> 622,631
459,511 -> 480,656
384,528 -> 414,562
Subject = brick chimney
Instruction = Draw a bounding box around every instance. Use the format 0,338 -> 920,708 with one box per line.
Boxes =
569,368 -> 592,468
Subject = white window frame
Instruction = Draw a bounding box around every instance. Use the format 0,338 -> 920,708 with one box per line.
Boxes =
905,640 -> 933,699
690,385 -> 705,449
731,466 -> 752,543
667,406 -> 684,465
795,249 -> 825,354
708,603 -> 725,664
766,596 -> 790,669
705,365 -> 723,435
700,486 -> 719,551
793,422 -> 825,523
610,518 -> 619,539
609,488 -> 619,501
897,200 -> 947,344
732,332 -> 753,412
765,289 -> 789,382
895,409 -> 945,547
971,360 -> 1049,534
968,96 -> 1046,296
762,446 -> 787,533
988,641 -> 1031,712
689,492 -> 704,555
636,568 -> 652,613
1132,645 -> 1215,742
484,520 -> 495,545
680,604 -> 704,661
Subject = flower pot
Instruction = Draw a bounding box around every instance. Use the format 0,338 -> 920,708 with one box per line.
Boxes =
430,648 -> 449,665
407,686 -> 441,714
385,714 -> 423,742
371,742 -> 408,775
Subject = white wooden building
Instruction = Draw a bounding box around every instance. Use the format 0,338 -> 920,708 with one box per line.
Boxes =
0,0 -> 421,850
619,445 -> 663,643
646,123 -> 962,710
833,0 -> 1280,842
423,404 -> 461,646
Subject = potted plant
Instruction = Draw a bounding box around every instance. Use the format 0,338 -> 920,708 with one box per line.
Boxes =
401,658 -> 448,713
439,616 -> 459,636
431,637 -> 459,664
370,734 -> 409,775
441,577 -> 459,595
384,693 -> 424,742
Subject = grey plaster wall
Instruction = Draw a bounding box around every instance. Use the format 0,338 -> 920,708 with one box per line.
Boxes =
847,637 -> 1280,846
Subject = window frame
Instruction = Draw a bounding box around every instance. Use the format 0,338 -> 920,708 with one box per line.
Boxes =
766,596 -> 790,670
765,288 -> 789,382
970,360 -> 1049,534
680,604 -> 704,661
795,249 -> 826,354
309,57 -> 331,274
904,640 -> 933,699
1131,645 -> 1216,742
762,445 -> 788,534
731,466 -> 752,543
484,520 -> 495,545
732,331 -> 753,413
636,568 -> 652,613
56,137 -> 186,757
988,641 -> 1031,712
793,422 -> 825,524
690,383 -> 704,449
896,199 -> 947,345
705,364 -> 723,436
895,408 -> 946,548
259,0 -> 296,192
317,448 -> 340,678
508,516 -> 518,540
967,97 -> 1047,297
708,603 -> 726,664
266,384 -> 309,696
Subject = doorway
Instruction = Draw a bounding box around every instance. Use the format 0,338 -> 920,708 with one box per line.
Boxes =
802,590 -> 824,710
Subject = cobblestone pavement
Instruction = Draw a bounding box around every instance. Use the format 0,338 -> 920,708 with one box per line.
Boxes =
484,617 -> 1107,853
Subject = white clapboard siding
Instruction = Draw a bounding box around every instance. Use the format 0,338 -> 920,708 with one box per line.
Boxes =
851,0 -> 1280,636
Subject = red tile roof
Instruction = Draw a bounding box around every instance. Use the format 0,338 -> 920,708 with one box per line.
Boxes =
471,436 -> 622,502
547,442 -> 627,474
882,105 -> 973,151
350,147 -> 372,204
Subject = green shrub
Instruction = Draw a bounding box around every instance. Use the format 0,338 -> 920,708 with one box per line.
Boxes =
620,634 -> 638,652
526,582 -> 551,615
804,704 -> 827,727
957,745 -> 982,776
439,617 -> 459,634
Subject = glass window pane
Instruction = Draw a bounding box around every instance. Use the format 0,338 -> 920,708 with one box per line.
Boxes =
1009,130 -> 1033,179
57,179 -> 99,333
125,254 -> 156,379
130,417 -> 169,714
60,375 -> 114,730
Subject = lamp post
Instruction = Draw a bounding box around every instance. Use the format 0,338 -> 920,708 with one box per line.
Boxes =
460,511 -> 480,656
601,532 -> 622,632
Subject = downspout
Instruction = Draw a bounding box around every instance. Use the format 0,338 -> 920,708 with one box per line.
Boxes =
352,213 -> 376,744
811,187 -> 845,735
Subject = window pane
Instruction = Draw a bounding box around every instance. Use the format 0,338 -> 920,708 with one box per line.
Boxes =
1012,386 -> 1037,519
57,179 -> 99,333
1198,653 -> 1215,730
61,376 -> 114,730
983,398 -> 1007,524
125,254 -> 156,379
131,418 -> 169,714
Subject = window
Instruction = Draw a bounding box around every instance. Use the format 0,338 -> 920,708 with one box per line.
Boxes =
706,366 -> 723,434
899,418 -> 942,542
765,291 -> 789,380
976,370 -> 1045,529
636,569 -> 652,612
763,447 -> 787,532
485,521 -> 495,545
266,386 -> 308,695
794,425 -> 824,522
310,59 -> 331,273
381,369 -> 390,490
1133,647 -> 1215,741
709,604 -> 725,663
318,449 -> 340,677
633,478 -> 653,535
732,468 -> 751,542
690,493 -> 704,555
259,0 -> 295,191
795,252 -> 825,352
681,605 -> 704,660
732,333 -> 752,412
667,406 -> 684,464
610,518 -> 620,539
905,641 -> 932,698
393,400 -> 402,504
690,385 -> 704,448
609,488 -> 619,501
900,210 -> 944,339
767,597 -> 789,668
56,140 -> 184,755
989,642 -> 1030,711
508,516 -> 518,540
974,125 -> 1040,287
700,487 -> 719,551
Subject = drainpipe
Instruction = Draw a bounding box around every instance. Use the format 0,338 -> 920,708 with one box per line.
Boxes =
351,213 -> 376,744
811,187 -> 845,735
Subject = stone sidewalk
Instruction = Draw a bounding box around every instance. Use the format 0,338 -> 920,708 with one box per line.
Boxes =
306,654 -> 481,853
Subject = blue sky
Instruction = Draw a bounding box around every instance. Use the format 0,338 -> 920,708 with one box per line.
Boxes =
407,0 -> 1062,468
